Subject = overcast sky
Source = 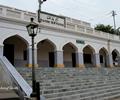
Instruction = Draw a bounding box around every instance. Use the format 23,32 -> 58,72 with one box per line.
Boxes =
0,0 -> 120,28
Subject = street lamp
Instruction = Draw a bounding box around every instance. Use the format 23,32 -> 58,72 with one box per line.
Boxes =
26,18 -> 38,98
38,0 -> 47,22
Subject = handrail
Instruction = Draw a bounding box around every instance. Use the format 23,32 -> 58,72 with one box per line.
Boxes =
0,63 -> 13,87
0,56 -> 32,97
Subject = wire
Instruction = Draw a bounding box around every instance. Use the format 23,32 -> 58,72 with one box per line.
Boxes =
87,11 -> 112,21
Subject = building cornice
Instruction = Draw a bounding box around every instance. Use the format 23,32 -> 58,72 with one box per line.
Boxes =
39,23 -> 120,43
0,4 -> 120,44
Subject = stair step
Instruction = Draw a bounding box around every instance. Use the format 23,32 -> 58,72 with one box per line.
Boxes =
16,67 -> 120,100
0,90 -> 20,100
41,82 -> 120,95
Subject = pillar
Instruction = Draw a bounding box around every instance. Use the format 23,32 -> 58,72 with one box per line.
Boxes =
93,53 -> 101,68
0,45 -> 3,57
75,52 -> 84,68
107,54 -> 113,67
27,46 -> 38,67
117,56 -> 120,67
54,51 -> 64,68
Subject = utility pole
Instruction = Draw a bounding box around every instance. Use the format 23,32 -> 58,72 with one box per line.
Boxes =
112,10 -> 117,30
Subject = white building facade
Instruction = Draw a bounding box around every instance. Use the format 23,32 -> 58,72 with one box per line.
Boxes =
0,5 -> 120,68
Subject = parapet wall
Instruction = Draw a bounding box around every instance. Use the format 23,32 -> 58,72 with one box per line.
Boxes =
0,4 -> 120,42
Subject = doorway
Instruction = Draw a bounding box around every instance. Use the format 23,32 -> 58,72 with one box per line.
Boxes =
4,44 -> 14,65
49,52 -> 55,67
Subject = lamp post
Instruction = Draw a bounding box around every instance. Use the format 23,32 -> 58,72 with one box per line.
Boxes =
38,0 -> 47,22
26,18 -> 38,98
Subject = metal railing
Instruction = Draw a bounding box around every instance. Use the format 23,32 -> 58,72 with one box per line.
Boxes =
0,56 -> 32,99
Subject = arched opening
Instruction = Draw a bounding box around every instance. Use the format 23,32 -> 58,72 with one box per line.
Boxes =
37,39 -> 56,67
3,35 -> 28,67
83,45 -> 95,67
99,48 -> 108,67
112,49 -> 119,66
63,43 -> 77,67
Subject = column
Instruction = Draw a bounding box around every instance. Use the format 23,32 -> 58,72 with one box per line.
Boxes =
75,52 -> 84,68
118,56 -> 120,66
27,46 -> 38,67
93,53 -> 101,68
107,54 -> 113,67
54,51 -> 64,68
0,45 -> 3,57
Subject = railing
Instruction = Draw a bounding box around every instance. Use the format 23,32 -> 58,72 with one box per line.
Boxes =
0,56 -> 32,98
0,5 -> 36,22
0,62 -> 13,87
0,5 -> 120,42
66,17 -> 91,27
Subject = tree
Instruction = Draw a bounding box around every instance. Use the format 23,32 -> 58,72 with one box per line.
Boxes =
116,27 -> 120,35
95,24 -> 116,34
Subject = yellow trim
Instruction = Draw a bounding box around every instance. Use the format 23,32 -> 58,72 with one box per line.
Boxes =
95,64 -> 101,68
54,64 -> 64,68
107,64 -> 114,68
76,64 -> 85,68
26,64 -> 38,68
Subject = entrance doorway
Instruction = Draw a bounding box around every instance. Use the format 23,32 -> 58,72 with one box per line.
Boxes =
99,48 -> 108,67
83,45 -> 95,67
3,35 -> 28,67
63,43 -> 77,67
49,52 -> 54,67
72,53 -> 76,67
112,49 -> 119,66
4,44 -> 14,65
37,39 -> 56,67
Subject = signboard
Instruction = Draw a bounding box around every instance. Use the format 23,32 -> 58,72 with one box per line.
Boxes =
76,40 -> 85,44
39,11 -> 66,27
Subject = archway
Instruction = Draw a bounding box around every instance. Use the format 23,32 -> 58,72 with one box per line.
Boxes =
99,48 -> 108,67
3,35 -> 28,67
37,39 -> 56,67
83,45 -> 95,67
112,49 -> 119,66
63,43 -> 77,67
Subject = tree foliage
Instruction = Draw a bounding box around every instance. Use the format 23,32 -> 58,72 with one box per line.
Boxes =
94,24 -> 120,35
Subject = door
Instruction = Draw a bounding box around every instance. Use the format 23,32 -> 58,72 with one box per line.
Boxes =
4,44 -> 14,65
72,53 -> 76,67
49,52 -> 54,67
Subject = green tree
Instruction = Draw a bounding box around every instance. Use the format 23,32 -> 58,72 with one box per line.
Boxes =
95,24 -> 116,34
116,27 -> 120,35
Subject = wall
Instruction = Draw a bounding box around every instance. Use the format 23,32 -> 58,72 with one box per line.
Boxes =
0,5 -> 120,67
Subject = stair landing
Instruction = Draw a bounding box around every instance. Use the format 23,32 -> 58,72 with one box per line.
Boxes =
0,90 -> 20,100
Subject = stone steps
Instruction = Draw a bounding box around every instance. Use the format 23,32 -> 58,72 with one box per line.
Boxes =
0,63 -> 20,100
46,87 -> 120,100
41,81 -> 120,95
0,90 -> 20,100
23,72 -> 120,85
16,67 -> 120,100
39,77 -> 118,86
43,83 -> 120,99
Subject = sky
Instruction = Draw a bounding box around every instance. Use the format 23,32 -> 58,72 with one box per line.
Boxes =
0,0 -> 120,28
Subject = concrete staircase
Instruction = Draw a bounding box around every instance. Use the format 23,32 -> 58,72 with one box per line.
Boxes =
16,67 -> 120,100
0,63 -> 20,100
0,89 -> 20,100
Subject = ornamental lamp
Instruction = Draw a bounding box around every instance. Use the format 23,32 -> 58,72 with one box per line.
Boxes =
26,18 -> 38,37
